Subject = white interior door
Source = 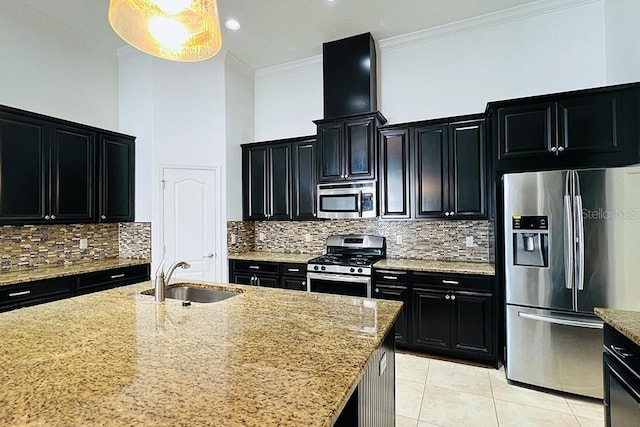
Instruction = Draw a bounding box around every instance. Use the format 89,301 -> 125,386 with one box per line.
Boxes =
161,167 -> 220,282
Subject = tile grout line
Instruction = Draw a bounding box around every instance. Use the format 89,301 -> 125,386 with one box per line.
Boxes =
488,370 -> 500,426
416,359 -> 431,424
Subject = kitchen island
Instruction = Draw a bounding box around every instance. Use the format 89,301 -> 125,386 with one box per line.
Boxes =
0,281 -> 401,426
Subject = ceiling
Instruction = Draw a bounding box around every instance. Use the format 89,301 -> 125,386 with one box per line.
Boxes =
19,0 -> 542,70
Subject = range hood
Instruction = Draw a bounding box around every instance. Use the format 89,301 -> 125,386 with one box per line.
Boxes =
322,32 -> 378,119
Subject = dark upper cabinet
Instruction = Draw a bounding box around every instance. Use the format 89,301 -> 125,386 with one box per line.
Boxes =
291,138 -> 317,220
99,134 -> 135,222
379,128 -> 411,219
315,112 -> 386,183
0,112 -> 48,223
51,124 -> 96,222
491,84 -> 640,172
379,114 -> 487,220
242,136 -> 315,221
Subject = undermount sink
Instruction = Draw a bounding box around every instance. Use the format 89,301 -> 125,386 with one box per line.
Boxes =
147,285 -> 240,303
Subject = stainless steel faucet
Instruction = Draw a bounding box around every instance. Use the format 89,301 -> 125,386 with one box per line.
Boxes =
155,259 -> 191,302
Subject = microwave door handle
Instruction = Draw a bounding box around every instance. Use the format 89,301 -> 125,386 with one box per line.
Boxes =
357,190 -> 363,217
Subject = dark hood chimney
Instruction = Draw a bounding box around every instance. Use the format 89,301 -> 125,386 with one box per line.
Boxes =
322,33 -> 377,119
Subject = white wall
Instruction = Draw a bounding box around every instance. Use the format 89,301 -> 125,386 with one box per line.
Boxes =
254,0 -> 607,136
225,54 -> 255,222
0,2 -> 119,130
605,0 -> 640,84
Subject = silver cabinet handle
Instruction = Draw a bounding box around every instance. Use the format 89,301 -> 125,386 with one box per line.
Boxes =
449,211 -> 455,216
450,294 -> 456,301
249,266 -> 260,270
9,290 -> 31,297
375,288 -> 380,293
382,276 -> 397,280
345,173 -> 349,179
287,268 -> 300,272
551,146 -> 558,152
444,212 -> 450,216
442,280 -> 459,285
50,215 -> 56,220
101,215 -> 106,220
445,294 -> 451,300
610,345 -> 634,359
44,215 -> 50,220
558,146 -> 565,152
110,274 -> 125,279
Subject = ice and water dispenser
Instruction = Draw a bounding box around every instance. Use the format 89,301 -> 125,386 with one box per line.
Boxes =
512,216 -> 549,267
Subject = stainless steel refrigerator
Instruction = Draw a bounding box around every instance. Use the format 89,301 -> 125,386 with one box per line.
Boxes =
503,166 -> 640,398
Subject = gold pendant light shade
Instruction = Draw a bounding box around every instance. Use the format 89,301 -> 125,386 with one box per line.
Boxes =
108,0 -> 222,62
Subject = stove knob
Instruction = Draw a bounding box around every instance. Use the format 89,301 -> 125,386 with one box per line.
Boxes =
350,268 -> 355,273
358,268 -> 363,273
321,266 -> 326,271
314,266 -> 319,271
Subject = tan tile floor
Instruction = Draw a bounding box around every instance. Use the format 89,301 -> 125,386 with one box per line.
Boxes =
395,352 -> 605,427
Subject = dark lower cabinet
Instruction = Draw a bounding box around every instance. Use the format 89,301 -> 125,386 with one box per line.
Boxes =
281,263 -> 308,291
99,134 -> 135,222
374,268 -> 497,365
603,324 -> 640,427
0,263 -> 150,313
228,260 -> 281,289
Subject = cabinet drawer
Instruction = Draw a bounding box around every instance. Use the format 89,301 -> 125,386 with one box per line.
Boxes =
411,272 -> 492,292
282,263 -> 306,277
0,277 -> 73,306
231,260 -> 280,274
77,264 -> 149,290
374,269 -> 408,284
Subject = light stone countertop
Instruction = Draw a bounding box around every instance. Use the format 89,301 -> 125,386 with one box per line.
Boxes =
0,258 -> 150,287
374,259 -> 495,276
0,281 -> 402,426
595,308 -> 640,346
228,251 -> 318,264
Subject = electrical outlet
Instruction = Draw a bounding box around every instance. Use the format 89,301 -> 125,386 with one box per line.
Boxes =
231,234 -> 237,244
305,233 -> 311,242
465,236 -> 474,247
396,235 -> 403,245
259,232 -> 266,242
79,238 -> 88,250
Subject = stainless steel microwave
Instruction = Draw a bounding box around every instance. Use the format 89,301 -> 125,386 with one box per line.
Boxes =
316,180 -> 377,219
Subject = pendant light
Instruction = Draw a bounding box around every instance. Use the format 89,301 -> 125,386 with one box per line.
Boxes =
108,0 -> 223,62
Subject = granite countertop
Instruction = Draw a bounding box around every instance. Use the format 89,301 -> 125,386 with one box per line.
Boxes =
374,259 -> 495,276
595,308 -> 640,346
0,281 -> 402,426
0,258 -> 150,287
228,251 -> 318,264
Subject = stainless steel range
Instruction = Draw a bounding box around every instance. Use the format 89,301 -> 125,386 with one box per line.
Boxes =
307,235 -> 385,298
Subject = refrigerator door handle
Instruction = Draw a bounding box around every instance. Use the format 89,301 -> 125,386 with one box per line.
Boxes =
563,171 -> 574,290
518,311 -> 604,329
574,196 -> 585,291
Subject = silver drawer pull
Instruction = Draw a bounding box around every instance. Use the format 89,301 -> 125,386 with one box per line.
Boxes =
110,274 -> 125,279
249,266 -> 260,270
442,280 -> 459,285
9,290 -> 31,297
287,268 -> 300,272
382,276 -> 398,280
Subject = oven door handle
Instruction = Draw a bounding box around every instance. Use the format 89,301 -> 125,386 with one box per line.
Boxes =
307,272 -> 370,284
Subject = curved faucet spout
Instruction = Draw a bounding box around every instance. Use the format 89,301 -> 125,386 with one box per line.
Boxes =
155,260 -> 191,303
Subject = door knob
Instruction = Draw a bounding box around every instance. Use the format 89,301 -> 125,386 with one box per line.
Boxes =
445,294 -> 451,300
50,215 -> 56,220
204,253 -> 214,258
558,146 -> 565,152
449,212 -> 455,216
44,215 -> 50,220
551,147 -> 558,152
444,212 -> 450,217
451,295 -> 456,301
101,215 -> 106,220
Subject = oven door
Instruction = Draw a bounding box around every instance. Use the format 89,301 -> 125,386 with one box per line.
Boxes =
307,272 -> 371,298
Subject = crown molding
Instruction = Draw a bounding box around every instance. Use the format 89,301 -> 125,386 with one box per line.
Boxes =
255,55 -> 322,78
379,0 -> 600,51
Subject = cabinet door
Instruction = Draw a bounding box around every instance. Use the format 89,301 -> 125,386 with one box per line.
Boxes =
374,284 -> 409,345
449,120 -> 486,218
413,125 -> 449,218
292,139 -> 317,220
450,290 -> 493,356
268,143 -> 291,220
50,125 -> 95,222
497,102 -> 555,159
604,354 -> 640,427
243,145 -> 269,220
558,92 -> 623,155
412,287 -> 450,349
232,273 -> 255,286
379,128 -> 410,219
99,135 -> 134,222
0,112 -> 48,223
281,276 -> 307,291
345,117 -> 376,180
256,275 -> 280,288
317,122 -> 343,182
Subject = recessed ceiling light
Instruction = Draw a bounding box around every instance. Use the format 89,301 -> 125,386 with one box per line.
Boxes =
225,19 -> 241,31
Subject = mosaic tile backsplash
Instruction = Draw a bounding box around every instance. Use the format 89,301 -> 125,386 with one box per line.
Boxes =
228,219 -> 493,263
0,222 -> 151,272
